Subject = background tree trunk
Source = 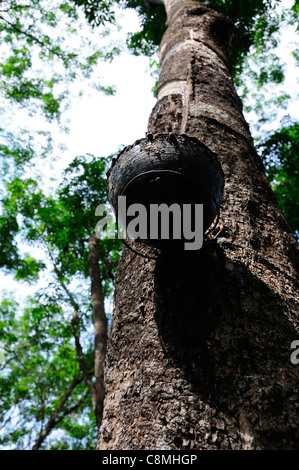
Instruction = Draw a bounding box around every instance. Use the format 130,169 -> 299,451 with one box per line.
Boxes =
97,0 -> 299,450
88,232 -> 107,427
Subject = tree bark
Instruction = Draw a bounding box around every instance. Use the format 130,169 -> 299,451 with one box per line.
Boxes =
97,0 -> 299,450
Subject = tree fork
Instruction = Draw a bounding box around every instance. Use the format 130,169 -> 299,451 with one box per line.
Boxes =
97,0 -> 299,450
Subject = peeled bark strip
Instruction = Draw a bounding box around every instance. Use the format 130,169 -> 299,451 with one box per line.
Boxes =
97,0 -> 299,450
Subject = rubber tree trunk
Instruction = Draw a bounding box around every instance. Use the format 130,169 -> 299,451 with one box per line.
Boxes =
97,0 -> 299,450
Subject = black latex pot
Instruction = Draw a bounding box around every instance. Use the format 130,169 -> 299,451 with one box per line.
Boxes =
106,133 -> 224,251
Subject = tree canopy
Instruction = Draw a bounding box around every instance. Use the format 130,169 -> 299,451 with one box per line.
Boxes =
0,0 -> 298,449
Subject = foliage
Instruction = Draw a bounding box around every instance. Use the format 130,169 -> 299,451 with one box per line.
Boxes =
0,0 -> 121,204
0,151 -> 121,283
0,154 -> 121,449
0,294 -> 96,449
120,0 -> 166,57
71,0 -> 117,26
92,0 -> 296,79
237,49 -> 292,138
0,1 -> 99,119
259,120 -> 299,238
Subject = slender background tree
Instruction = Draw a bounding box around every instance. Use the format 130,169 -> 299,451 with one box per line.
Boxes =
0,0 -> 122,449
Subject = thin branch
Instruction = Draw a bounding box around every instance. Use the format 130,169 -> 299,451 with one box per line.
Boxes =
62,390 -> 89,416
52,262 -> 97,413
0,14 -> 64,60
0,405 -> 18,432
0,3 -> 31,12
0,342 -> 30,370
52,263 -> 80,311
31,376 -> 84,450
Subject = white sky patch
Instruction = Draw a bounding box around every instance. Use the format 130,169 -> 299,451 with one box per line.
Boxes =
65,50 -> 156,158
66,8 -> 157,158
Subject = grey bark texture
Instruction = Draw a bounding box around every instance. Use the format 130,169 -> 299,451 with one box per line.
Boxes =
97,0 -> 299,450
